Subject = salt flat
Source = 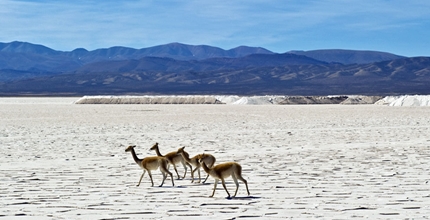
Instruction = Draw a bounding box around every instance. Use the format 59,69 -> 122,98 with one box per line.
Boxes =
0,98 -> 429,219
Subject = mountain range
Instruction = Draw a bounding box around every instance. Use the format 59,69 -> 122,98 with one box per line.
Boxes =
0,41 -> 428,96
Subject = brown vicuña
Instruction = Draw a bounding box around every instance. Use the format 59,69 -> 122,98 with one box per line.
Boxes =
125,145 -> 174,187
177,146 -> 216,183
199,159 -> 250,198
150,142 -> 192,179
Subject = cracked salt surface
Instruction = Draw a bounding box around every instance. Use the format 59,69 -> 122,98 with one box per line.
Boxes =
0,97 -> 429,219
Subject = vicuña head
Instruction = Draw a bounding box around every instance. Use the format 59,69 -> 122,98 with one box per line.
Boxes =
125,144 -> 174,187
199,158 -> 250,198
125,145 -> 136,152
149,142 -> 159,151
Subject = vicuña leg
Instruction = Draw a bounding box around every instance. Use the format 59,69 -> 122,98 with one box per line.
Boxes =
159,160 -> 174,187
192,167 -> 200,183
220,179 -> 230,198
147,170 -> 154,187
211,179 -> 221,197
232,167 -> 250,197
137,170 -> 147,187
180,160 -> 190,179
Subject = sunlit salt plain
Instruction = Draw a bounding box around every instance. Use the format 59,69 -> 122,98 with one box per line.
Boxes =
0,97 -> 429,219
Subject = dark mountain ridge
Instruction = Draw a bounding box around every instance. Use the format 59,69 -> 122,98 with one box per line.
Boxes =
0,41 -> 276,77
1,56 -> 429,96
0,41 -> 428,96
0,41 -> 405,72
73,53 -> 327,74
0,41 -> 274,64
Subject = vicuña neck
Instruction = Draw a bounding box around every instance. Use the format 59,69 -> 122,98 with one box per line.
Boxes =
154,147 -> 164,157
180,152 -> 191,163
201,161 -> 211,173
129,148 -> 142,165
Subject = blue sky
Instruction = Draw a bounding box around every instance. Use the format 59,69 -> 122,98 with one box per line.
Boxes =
1,0 -> 429,56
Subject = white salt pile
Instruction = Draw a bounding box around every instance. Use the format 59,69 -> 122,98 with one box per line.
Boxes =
215,95 -> 287,105
74,95 -> 223,104
74,95 -> 430,106
375,95 -> 430,106
74,95 -> 290,105
340,95 -> 383,105
74,95 -> 381,105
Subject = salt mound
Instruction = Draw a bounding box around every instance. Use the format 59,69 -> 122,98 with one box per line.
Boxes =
214,95 -> 241,104
216,96 -> 287,105
75,95 -> 290,105
278,96 -> 348,104
375,95 -> 430,106
74,96 -> 223,104
340,96 -> 383,105
74,95 -> 425,105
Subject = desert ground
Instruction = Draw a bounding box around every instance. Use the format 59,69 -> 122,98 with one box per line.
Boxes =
0,97 -> 429,219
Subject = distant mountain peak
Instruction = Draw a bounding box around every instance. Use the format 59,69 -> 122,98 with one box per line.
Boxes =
288,49 -> 405,64
0,41 -> 57,55
72,48 -> 89,52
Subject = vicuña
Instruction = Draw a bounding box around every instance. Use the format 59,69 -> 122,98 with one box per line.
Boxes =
125,145 -> 174,187
177,146 -> 216,183
199,159 -> 250,198
150,142 -> 192,180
